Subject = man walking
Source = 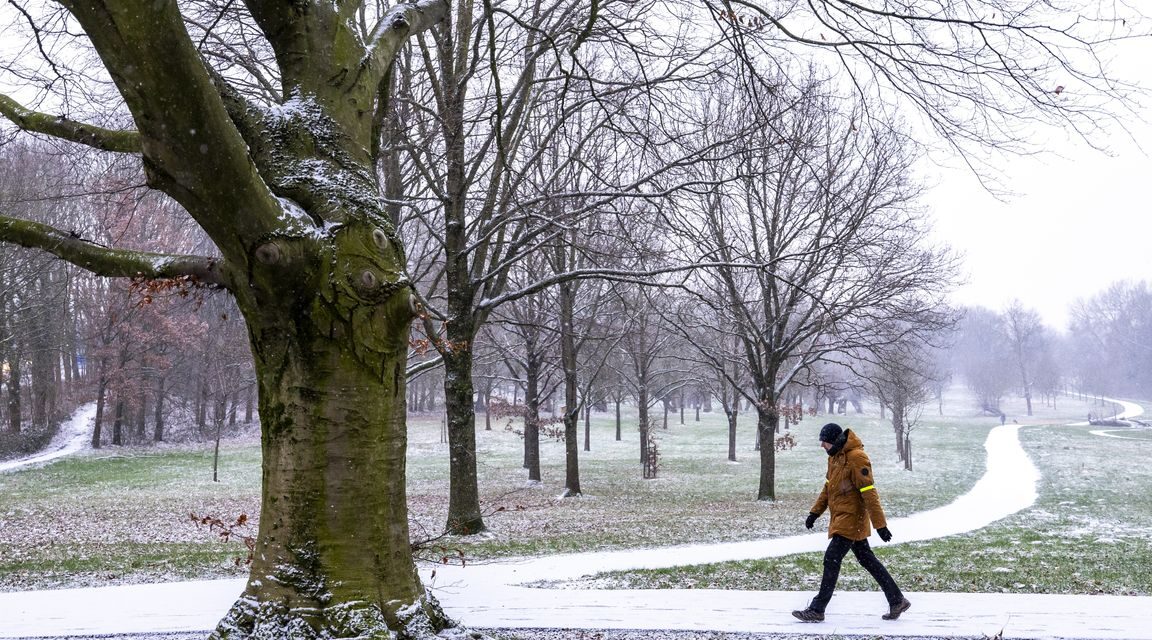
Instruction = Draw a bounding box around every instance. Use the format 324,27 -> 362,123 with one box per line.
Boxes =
792,422 -> 911,623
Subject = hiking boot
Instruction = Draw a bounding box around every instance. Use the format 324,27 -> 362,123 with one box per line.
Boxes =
792,608 -> 824,622
882,598 -> 911,620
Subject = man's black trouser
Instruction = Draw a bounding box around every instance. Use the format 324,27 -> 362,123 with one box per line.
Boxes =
809,534 -> 903,612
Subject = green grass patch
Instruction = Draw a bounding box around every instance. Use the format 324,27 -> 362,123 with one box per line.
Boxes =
0,541 -> 249,590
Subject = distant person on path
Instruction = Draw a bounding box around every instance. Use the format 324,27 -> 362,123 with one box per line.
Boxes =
792,422 -> 911,623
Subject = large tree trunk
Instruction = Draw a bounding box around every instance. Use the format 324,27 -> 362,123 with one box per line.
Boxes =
559,281 -> 581,497
756,403 -> 778,501
214,233 -> 451,638
442,347 -> 485,534
523,339 -> 542,481
0,1 -> 453,634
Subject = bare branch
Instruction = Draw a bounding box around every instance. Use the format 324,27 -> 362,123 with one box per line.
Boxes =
475,259 -> 775,313
0,94 -> 141,154
0,213 -> 227,286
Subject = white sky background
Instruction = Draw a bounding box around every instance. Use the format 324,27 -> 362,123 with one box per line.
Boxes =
922,38 -> 1152,333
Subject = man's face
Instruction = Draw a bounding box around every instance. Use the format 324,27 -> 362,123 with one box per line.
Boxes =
821,441 -> 833,451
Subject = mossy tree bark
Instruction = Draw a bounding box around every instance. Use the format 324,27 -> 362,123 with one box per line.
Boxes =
0,1 -> 453,637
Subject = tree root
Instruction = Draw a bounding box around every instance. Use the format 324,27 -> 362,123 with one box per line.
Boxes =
209,590 -> 479,639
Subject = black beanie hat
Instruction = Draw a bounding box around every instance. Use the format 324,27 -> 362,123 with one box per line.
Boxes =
819,422 -> 843,443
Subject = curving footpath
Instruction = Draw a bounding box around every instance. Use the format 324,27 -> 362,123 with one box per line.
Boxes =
0,403 -> 97,474
1,402 -> 1149,639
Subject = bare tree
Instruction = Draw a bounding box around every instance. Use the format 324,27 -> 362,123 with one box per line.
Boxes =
489,285 -> 561,482
395,0 -> 745,532
0,141 -> 90,443
1067,281 -> 1152,399
710,1 -> 1141,163
610,282 -> 687,479
1003,300 -> 1048,416
867,323 -> 954,469
955,306 -> 1016,415
669,75 -> 958,500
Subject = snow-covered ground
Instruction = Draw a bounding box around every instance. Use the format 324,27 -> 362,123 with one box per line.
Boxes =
0,403 -> 96,474
1,400 -> 1148,639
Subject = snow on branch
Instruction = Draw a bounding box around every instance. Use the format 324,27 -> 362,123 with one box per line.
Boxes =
0,94 -> 141,154
365,0 -> 449,69
0,214 -> 227,286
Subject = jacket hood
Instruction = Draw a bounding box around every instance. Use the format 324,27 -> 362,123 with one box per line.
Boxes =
827,428 -> 862,457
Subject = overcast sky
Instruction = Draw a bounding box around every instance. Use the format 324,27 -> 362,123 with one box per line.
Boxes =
923,42 -> 1152,333
926,137 -> 1152,333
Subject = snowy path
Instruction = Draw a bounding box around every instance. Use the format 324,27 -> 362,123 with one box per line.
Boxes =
424,416 -> 1149,640
2,403 -> 1150,639
1081,397 -> 1149,439
0,403 -> 96,474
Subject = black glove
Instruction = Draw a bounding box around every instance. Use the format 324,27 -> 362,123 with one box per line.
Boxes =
877,527 -> 892,542
805,512 -> 818,530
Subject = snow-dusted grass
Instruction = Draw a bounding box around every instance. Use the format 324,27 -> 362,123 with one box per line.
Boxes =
0,388 -> 1126,594
0,442 -> 261,591
405,402 -> 996,561
578,395 -> 1152,596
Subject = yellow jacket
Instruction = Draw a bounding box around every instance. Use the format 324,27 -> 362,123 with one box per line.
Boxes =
810,429 -> 887,540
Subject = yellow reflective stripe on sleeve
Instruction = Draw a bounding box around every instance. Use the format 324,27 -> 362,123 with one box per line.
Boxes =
859,485 -> 875,493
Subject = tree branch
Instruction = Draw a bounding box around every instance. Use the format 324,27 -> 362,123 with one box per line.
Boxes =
0,214 -> 227,286
0,94 -> 141,154
475,260 -> 774,313
366,0 -> 450,72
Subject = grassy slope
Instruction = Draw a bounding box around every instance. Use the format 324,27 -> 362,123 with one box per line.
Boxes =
0,389 -> 1144,595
